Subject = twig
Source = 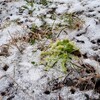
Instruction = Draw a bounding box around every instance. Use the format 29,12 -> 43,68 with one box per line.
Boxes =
70,61 -> 83,69
8,31 -> 23,54
56,27 -> 68,38
51,20 -> 56,32
79,57 -> 95,73
76,25 -> 90,36
63,70 -> 72,83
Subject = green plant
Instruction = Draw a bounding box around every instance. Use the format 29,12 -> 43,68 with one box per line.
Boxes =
41,39 -> 79,73
29,23 -> 53,40
31,61 -> 35,64
61,13 -> 84,29
40,0 -> 48,6
30,39 -> 35,45
30,24 -> 38,32
22,0 -> 35,15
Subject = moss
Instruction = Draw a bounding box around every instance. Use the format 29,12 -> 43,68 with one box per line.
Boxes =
41,39 -> 79,73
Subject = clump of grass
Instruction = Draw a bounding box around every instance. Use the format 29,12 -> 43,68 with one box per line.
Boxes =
28,23 -> 53,40
41,39 -> 79,73
40,0 -> 48,6
30,24 -> 38,32
61,13 -> 84,30
22,0 -> 48,15
22,0 -> 35,15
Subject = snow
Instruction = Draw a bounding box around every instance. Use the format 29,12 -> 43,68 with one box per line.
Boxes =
68,2 -> 84,13
1,0 -> 100,100
56,4 -> 68,14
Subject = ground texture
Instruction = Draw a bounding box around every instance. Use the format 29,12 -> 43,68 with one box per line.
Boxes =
0,0 -> 100,100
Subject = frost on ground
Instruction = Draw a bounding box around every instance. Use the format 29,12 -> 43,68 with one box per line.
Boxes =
0,0 -> 100,100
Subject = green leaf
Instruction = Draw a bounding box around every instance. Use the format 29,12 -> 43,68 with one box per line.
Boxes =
24,0 -> 29,3
31,61 -> 35,64
22,5 -> 29,10
30,39 -> 35,45
31,24 -> 37,32
40,0 -> 48,6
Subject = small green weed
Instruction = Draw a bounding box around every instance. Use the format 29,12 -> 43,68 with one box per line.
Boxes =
22,0 -> 35,15
31,61 -> 35,65
30,39 -> 35,45
40,0 -> 48,6
30,24 -> 38,32
41,39 -> 79,73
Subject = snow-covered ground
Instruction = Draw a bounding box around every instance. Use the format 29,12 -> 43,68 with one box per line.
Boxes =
0,0 -> 100,100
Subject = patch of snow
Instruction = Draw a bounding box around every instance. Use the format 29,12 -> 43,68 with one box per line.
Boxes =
56,4 -> 68,14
